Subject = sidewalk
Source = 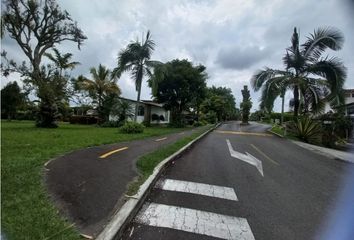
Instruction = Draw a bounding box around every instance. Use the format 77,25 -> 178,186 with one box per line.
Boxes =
291,140 -> 354,164
44,127 -> 206,238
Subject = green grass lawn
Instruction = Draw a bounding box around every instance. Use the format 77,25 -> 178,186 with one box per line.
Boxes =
1,121 -> 189,240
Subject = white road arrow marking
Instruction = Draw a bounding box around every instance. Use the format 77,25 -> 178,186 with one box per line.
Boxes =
226,139 -> 264,177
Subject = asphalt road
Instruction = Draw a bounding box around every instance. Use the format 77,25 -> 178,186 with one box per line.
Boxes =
122,121 -> 353,240
44,127 -> 202,237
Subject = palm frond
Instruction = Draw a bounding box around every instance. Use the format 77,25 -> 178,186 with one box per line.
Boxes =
250,68 -> 289,91
306,57 -> 346,95
302,27 -> 344,62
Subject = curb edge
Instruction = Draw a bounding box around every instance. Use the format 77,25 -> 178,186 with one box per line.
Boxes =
96,123 -> 221,240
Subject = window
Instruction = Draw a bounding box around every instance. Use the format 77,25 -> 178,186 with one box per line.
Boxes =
138,105 -> 145,116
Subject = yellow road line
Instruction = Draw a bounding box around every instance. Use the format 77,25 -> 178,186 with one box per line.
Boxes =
155,137 -> 167,142
99,147 -> 128,159
250,144 -> 279,166
215,130 -> 273,137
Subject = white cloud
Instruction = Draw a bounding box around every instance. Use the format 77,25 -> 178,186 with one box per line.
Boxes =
2,0 -> 353,112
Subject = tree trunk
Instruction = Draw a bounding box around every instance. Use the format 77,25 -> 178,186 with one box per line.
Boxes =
281,91 -> 285,125
135,85 -> 141,122
293,86 -> 299,117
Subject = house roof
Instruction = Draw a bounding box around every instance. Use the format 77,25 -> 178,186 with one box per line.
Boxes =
117,97 -> 164,108
141,100 -> 164,108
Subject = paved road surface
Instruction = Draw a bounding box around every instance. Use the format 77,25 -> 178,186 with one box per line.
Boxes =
122,121 -> 353,240
45,127 -> 204,236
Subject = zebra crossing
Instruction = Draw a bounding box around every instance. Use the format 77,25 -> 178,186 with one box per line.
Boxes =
133,178 -> 255,240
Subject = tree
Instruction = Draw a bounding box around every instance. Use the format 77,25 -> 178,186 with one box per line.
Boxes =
251,27 -> 346,117
110,99 -> 135,123
112,30 -> 159,122
45,48 -> 80,120
1,0 -> 86,127
240,85 -> 252,124
148,59 -> 208,126
76,64 -> 121,122
1,81 -> 25,120
201,86 -> 237,122
44,48 -> 80,77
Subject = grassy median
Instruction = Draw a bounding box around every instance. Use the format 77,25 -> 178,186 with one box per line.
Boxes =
127,125 -> 214,195
1,121 -> 189,240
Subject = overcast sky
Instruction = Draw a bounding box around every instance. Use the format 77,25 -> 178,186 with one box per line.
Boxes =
2,0 -> 354,112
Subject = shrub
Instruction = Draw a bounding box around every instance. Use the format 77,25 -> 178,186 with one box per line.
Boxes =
193,121 -> 204,127
69,115 -> 100,125
318,113 -> 353,148
287,116 -> 322,144
100,120 -> 123,128
119,121 -> 145,133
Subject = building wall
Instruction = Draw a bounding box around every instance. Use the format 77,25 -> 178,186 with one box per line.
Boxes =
109,102 -> 170,124
150,106 -> 170,124
324,89 -> 354,113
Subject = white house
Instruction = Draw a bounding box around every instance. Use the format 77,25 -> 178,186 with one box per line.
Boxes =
109,97 -> 170,124
325,89 -> 354,113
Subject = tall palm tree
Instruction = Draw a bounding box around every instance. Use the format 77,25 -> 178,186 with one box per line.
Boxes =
44,48 -> 80,76
112,30 -> 160,122
77,64 -> 121,120
251,27 -> 347,117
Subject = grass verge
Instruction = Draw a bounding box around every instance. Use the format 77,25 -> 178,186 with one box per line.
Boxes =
1,121 -> 189,240
126,125 -> 214,196
270,124 -> 285,136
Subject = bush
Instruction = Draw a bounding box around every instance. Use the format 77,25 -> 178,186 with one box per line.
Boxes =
100,120 -> 123,128
69,115 -> 100,125
200,111 -> 217,124
286,116 -> 322,144
119,121 -> 145,133
193,121 -> 204,127
318,113 -> 353,148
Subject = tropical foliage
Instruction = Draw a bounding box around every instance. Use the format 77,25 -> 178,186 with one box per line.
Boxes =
251,27 -> 347,117
110,99 -> 135,123
1,81 -> 25,120
1,0 -> 86,127
286,116 -> 322,144
113,30 -> 159,122
75,64 -> 121,121
200,86 -> 237,122
120,121 -> 145,133
240,85 -> 252,124
148,59 -> 208,126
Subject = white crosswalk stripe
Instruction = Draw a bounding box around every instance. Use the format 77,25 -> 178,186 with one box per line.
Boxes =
156,178 -> 238,201
135,203 -> 255,240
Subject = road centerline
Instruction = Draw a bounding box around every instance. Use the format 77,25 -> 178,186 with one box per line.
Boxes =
135,203 -> 255,240
250,144 -> 280,166
99,147 -> 128,159
215,130 -> 273,137
156,179 -> 238,201
155,137 -> 167,142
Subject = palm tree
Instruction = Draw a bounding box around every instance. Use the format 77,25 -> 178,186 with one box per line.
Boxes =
44,48 -> 80,76
251,27 -> 347,118
112,30 -> 160,122
77,64 -> 121,120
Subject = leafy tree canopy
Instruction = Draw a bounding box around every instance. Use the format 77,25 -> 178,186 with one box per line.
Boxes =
1,0 -> 86,127
1,81 -> 25,119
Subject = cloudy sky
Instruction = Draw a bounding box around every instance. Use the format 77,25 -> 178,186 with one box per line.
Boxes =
2,0 -> 354,111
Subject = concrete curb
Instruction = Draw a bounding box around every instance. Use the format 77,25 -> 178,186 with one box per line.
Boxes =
291,140 -> 354,164
267,128 -> 354,164
96,123 -> 221,240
